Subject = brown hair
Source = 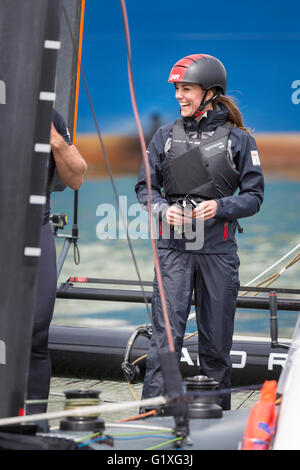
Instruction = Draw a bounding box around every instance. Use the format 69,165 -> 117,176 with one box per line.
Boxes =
212,91 -> 250,133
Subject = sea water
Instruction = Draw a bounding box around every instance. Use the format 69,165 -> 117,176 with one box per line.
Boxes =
51,175 -> 300,339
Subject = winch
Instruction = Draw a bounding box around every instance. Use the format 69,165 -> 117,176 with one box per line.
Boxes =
185,375 -> 223,419
59,389 -> 105,432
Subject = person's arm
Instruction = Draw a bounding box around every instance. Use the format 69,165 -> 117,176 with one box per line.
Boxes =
50,123 -> 87,190
213,131 -> 264,220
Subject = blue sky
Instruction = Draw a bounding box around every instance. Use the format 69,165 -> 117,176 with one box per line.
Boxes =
76,0 -> 300,134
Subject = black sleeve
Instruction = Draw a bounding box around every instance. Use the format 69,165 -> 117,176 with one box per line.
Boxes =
47,108 -> 70,193
215,131 -> 264,220
52,108 -> 72,145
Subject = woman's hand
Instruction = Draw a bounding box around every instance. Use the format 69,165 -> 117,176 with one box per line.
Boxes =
165,204 -> 192,226
192,200 -> 218,220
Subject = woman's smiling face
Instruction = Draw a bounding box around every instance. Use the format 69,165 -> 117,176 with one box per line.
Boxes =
175,82 -> 212,118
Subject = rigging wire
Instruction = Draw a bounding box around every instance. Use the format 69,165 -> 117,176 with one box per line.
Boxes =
70,0 -> 85,266
119,0 -> 175,352
244,241 -> 300,287
72,0 -> 86,143
242,248 -> 300,296
62,6 -> 152,323
54,2 -> 85,269
61,5 -> 180,421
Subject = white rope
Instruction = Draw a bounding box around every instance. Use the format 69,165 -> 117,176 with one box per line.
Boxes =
49,422 -> 173,433
104,422 -> 173,431
245,241 -> 300,286
0,396 -> 166,427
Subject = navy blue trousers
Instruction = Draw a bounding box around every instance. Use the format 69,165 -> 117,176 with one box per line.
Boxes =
141,249 -> 240,410
26,222 -> 57,414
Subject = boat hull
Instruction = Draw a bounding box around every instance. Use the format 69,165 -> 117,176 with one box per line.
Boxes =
49,326 -> 289,386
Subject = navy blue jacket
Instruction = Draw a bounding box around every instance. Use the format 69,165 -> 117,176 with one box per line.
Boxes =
135,106 -> 264,253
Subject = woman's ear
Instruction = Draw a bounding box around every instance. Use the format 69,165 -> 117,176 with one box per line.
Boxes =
206,88 -> 215,100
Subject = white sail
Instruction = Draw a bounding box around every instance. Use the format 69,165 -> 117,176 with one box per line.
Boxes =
273,314 -> 300,449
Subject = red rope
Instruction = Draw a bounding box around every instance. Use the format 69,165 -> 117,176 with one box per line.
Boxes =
120,0 -> 175,353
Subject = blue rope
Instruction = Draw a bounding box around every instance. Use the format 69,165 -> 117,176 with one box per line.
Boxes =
77,434 -> 173,448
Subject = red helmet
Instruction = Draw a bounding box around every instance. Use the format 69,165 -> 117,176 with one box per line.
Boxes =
168,54 -> 227,95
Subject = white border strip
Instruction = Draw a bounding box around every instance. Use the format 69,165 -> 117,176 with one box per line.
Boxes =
29,195 -> 46,205
39,91 -> 56,101
34,143 -> 51,153
44,40 -> 61,50
24,247 -> 41,257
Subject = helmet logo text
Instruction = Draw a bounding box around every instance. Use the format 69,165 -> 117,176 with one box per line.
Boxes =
170,74 -> 181,81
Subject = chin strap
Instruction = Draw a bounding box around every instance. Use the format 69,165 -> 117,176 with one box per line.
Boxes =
193,89 -> 222,118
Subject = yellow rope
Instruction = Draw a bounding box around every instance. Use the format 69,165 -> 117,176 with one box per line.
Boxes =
126,330 -> 199,401
242,251 -> 300,297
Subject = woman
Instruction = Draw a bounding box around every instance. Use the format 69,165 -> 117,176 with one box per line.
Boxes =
135,54 -> 264,410
26,108 -> 87,419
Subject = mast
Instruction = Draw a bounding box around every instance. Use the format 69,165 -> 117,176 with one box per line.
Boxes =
0,0 -> 61,418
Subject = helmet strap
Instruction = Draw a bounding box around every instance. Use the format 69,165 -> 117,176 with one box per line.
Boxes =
193,90 -> 221,119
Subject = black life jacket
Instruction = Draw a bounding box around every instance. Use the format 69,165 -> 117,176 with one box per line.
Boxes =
161,119 -> 239,202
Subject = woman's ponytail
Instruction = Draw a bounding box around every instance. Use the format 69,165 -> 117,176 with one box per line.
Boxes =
213,93 -> 250,133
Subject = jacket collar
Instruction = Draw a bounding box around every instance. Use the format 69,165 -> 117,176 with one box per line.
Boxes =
183,104 -> 228,133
